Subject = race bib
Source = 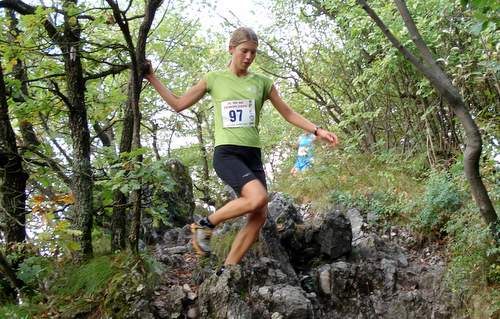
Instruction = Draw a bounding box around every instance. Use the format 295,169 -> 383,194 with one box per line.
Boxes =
221,100 -> 256,128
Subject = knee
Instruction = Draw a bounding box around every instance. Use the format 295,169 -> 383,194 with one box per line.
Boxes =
247,193 -> 268,212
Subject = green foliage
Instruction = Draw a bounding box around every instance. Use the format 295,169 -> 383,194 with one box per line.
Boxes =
26,208 -> 82,257
0,252 -> 164,318
330,190 -> 409,223
2,244 -> 53,299
411,171 -> 463,237
0,303 -> 41,319
16,256 -> 50,287
51,256 -> 115,296
444,208 -> 499,317
94,148 -> 177,226
461,0 -> 499,34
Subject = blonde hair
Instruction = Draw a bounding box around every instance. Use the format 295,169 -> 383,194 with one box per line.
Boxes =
229,27 -> 259,48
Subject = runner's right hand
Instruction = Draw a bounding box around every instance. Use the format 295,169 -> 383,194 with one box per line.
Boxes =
143,59 -> 154,78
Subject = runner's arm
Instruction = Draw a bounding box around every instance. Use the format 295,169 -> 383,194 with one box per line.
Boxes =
268,85 -> 338,146
144,63 -> 206,113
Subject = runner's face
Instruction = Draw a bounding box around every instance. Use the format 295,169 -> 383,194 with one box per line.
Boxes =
230,41 -> 257,71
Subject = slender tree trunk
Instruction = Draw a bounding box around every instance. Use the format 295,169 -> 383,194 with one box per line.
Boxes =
111,106 -> 133,251
128,71 -> 143,253
194,110 -> 213,205
106,0 -> 162,252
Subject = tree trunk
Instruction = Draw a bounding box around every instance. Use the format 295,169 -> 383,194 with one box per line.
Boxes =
0,60 -> 28,244
111,105 -> 133,251
106,0 -> 163,252
194,110 -> 213,205
441,86 -> 497,229
62,0 -> 94,258
127,71 -> 143,253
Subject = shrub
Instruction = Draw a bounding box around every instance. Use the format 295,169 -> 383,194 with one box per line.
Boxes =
412,171 -> 462,237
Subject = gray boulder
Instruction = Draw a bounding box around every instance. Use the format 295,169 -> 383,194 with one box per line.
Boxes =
267,194 -> 352,267
302,209 -> 352,262
251,285 -> 313,319
197,265 -> 253,319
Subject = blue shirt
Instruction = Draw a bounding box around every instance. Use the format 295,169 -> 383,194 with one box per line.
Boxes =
294,133 -> 315,171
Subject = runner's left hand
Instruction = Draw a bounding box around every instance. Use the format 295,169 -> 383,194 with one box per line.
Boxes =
317,129 -> 339,147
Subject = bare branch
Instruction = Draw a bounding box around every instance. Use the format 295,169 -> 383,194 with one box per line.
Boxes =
84,64 -> 129,81
394,0 -> 439,68
21,145 -> 72,187
355,0 -> 433,78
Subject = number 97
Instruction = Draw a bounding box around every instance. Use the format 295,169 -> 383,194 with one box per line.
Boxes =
229,109 -> 243,122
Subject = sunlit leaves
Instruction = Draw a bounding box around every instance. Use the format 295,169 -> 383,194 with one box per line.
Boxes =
28,192 -> 82,256
461,0 -> 499,34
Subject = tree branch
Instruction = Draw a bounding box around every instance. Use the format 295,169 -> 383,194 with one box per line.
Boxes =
21,145 -> 72,187
355,0 -> 431,76
84,64 -> 129,81
393,0 -> 438,68
0,0 -> 62,45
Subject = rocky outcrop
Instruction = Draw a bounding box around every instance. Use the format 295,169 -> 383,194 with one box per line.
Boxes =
147,192 -> 462,319
266,192 -> 352,268
198,265 -> 253,319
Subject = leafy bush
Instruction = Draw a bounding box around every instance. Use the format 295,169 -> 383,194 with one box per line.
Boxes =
2,243 -> 54,299
412,171 -> 462,237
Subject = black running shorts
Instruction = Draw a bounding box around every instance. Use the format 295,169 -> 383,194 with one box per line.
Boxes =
213,145 -> 267,196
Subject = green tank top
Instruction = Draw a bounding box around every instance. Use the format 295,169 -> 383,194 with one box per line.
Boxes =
205,69 -> 274,148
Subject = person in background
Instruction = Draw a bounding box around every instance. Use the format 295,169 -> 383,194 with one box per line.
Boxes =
144,27 -> 338,275
291,132 -> 316,176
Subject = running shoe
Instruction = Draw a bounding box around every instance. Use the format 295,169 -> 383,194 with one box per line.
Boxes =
190,222 -> 212,256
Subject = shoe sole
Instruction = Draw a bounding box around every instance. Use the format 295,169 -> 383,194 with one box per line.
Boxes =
190,223 -> 210,257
